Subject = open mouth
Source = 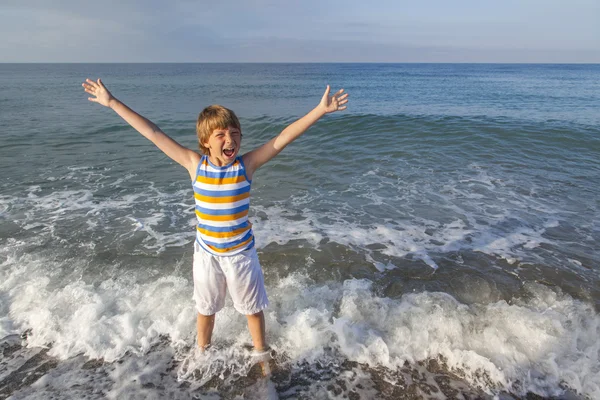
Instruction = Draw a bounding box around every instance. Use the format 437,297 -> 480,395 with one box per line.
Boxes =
223,148 -> 235,157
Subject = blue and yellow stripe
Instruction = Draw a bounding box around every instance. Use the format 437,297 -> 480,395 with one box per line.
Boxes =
192,155 -> 254,256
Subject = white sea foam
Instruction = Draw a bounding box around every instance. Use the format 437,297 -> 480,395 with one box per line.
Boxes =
1,231 -> 599,398
3,156 -> 591,276
1,259 -> 196,362
252,200 -> 553,272
249,159 -> 590,277
3,181 -> 195,255
9,263 -> 600,397
268,275 -> 600,398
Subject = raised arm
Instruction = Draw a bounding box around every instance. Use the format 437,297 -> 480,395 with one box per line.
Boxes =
242,85 -> 348,179
82,78 -> 200,180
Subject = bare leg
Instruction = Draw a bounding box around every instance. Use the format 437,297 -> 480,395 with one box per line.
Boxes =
197,313 -> 215,349
246,311 -> 271,376
246,311 -> 266,350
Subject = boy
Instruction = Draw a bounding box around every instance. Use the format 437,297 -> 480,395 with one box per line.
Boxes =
82,78 -> 348,357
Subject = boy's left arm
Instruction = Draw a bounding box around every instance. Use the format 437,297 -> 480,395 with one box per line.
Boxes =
243,85 -> 348,179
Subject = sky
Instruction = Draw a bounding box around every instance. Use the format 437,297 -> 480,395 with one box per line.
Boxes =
1,0 -> 598,63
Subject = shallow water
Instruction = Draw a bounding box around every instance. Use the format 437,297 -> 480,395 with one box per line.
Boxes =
0,63 -> 599,399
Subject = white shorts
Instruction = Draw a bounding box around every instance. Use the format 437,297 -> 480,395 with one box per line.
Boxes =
192,242 -> 269,316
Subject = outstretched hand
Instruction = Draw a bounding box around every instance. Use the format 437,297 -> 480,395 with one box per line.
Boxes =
82,78 -> 114,107
319,85 -> 349,114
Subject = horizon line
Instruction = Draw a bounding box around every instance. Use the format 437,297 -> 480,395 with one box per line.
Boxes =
1,61 -> 599,65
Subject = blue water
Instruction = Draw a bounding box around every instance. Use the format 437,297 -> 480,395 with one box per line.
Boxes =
0,63 -> 599,399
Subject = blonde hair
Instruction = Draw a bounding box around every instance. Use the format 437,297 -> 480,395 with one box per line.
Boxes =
196,105 -> 241,155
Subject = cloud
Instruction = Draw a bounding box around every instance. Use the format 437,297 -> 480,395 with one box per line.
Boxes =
213,37 -> 600,63
1,0 -> 598,62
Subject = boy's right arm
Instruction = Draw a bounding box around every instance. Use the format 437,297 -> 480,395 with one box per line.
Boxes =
82,78 -> 200,180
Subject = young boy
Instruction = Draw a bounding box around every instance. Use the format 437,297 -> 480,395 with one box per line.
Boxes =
82,78 -> 348,357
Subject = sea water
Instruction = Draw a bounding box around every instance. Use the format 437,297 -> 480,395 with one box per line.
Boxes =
0,63 -> 599,399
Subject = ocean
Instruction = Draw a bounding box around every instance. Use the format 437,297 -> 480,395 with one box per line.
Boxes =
0,63 -> 599,399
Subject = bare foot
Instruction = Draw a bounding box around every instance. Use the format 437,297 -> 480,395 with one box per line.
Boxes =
252,347 -> 273,377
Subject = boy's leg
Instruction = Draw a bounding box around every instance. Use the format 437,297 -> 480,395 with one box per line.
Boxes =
246,311 -> 266,350
247,311 -> 273,376
197,313 -> 215,349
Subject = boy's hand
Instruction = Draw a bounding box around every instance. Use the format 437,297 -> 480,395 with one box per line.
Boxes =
82,78 -> 115,108
319,85 -> 349,114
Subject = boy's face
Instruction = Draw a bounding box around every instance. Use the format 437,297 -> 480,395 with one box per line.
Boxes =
203,126 -> 242,166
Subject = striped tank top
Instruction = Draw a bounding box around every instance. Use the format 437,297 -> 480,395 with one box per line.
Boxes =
192,155 -> 255,256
